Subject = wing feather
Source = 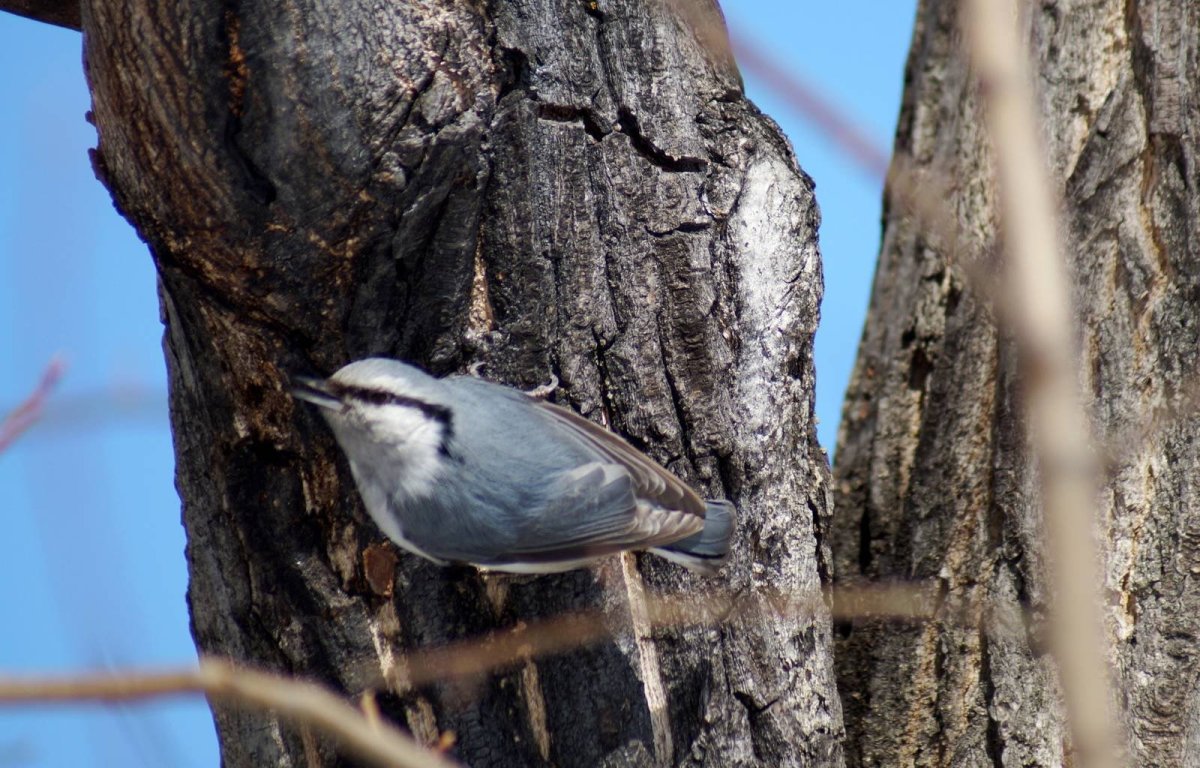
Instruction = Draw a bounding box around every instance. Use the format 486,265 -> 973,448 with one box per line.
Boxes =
494,462 -> 704,563
531,399 -> 707,518
441,376 -> 711,568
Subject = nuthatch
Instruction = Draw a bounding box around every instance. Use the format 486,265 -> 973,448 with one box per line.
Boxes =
293,359 -> 735,575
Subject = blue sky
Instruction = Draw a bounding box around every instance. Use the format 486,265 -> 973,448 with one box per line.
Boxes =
0,4 -> 914,765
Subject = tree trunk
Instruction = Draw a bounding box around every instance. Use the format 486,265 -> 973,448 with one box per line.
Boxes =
78,0 -> 842,765
832,0 -> 1200,765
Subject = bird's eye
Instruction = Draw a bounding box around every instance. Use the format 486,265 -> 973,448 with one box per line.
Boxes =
360,389 -> 391,405
330,383 -> 450,427
331,383 -> 392,406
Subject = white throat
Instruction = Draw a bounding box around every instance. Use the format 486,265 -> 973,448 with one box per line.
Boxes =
328,402 -> 448,503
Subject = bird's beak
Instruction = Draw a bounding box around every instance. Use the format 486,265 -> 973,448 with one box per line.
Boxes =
290,375 -> 343,410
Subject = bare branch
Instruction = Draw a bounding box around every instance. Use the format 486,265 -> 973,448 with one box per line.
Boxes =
0,0 -> 80,31
363,582 -> 940,692
0,582 -> 940,706
663,0 -> 889,181
886,154 -> 999,296
963,1 -> 1125,765
728,31 -> 890,181
0,580 -> 1014,764
0,658 -> 458,768
0,358 -> 67,454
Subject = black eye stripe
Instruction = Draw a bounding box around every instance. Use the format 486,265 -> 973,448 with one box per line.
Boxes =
329,383 -> 453,427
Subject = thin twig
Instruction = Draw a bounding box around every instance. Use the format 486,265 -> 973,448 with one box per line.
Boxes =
885,154 -> 999,295
369,582 -> 941,693
0,582 -> 940,712
0,658 -> 458,768
729,30 -> 891,180
963,1 -> 1124,766
0,580 -> 1004,765
662,0 -> 889,181
0,357 -> 66,454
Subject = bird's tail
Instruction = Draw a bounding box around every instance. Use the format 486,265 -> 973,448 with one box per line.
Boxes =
651,500 -> 736,576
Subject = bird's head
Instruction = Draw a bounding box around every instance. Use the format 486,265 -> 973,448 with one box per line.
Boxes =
292,358 -> 453,476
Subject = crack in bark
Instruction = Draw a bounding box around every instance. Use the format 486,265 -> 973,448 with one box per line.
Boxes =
496,45 -> 530,101
809,497 -> 832,584
644,219 -> 711,237
219,1 -> 276,205
374,67 -> 438,170
734,690 -> 781,717
616,107 -> 707,173
656,327 -> 696,472
534,103 -> 610,141
979,631 -> 1006,768
581,3 -> 706,175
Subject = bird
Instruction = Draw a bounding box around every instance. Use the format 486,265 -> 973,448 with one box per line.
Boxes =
292,358 -> 736,575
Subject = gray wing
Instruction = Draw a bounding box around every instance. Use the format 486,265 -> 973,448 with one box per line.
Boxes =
531,399 -> 708,518
442,375 -> 708,563
494,462 -> 704,563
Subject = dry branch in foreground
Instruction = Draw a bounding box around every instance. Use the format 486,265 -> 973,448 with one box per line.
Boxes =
0,658 -> 456,768
963,1 -> 1123,765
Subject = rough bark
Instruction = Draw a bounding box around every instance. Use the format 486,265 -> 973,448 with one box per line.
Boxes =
80,0 -> 842,765
832,0 -> 1200,766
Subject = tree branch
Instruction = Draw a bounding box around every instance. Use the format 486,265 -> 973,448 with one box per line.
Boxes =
0,658 -> 457,768
0,0 -> 80,31
964,0 -> 1125,765
0,357 -> 66,454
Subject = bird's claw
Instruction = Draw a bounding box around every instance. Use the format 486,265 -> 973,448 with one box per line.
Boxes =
525,373 -> 559,399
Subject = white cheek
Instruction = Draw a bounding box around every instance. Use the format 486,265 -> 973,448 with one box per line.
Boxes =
368,406 -> 446,500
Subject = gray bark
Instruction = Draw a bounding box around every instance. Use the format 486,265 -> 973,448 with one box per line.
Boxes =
80,0 -> 842,765
832,0 -> 1200,766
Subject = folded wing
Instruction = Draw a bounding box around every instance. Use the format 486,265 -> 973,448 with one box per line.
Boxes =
491,462 -> 704,565
531,399 -> 707,518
